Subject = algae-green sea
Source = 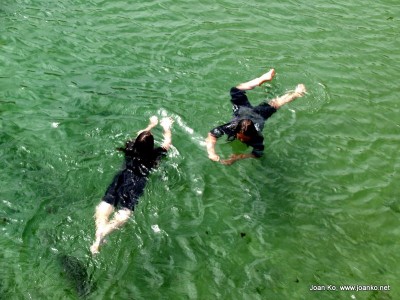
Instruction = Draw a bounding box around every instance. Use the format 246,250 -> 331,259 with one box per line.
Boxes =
0,0 -> 399,299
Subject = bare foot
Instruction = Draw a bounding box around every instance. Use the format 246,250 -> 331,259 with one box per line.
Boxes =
260,68 -> 275,83
90,229 -> 106,254
295,84 -> 306,96
90,243 -> 100,254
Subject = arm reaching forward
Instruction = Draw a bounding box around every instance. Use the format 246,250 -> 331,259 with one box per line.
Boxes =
206,133 -> 220,161
137,116 -> 159,136
160,117 -> 173,150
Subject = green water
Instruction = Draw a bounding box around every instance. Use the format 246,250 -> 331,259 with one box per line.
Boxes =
1,0 -> 399,299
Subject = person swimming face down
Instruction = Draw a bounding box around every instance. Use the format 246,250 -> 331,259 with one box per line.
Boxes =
236,119 -> 258,143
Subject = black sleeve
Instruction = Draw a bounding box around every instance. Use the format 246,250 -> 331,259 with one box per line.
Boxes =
210,121 -> 238,138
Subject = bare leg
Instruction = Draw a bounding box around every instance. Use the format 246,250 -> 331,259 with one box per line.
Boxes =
268,84 -> 306,109
90,201 -> 114,254
100,208 -> 132,238
236,69 -> 275,91
90,205 -> 132,254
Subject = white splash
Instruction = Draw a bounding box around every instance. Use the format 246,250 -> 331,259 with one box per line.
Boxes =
151,224 -> 161,233
158,109 -> 194,134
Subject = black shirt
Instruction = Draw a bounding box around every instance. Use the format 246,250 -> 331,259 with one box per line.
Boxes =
124,147 -> 167,176
210,122 -> 264,157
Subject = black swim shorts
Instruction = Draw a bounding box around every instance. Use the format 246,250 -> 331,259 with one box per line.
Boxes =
102,170 -> 148,210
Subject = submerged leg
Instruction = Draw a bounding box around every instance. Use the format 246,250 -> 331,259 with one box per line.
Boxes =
268,84 -> 306,109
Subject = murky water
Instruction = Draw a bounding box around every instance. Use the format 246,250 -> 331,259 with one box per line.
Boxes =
1,0 -> 399,299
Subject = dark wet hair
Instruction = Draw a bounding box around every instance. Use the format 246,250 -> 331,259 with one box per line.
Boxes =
237,119 -> 258,138
117,131 -> 155,160
117,131 -> 160,175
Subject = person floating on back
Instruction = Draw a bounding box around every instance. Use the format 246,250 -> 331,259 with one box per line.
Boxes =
90,116 -> 173,254
205,68 -> 306,165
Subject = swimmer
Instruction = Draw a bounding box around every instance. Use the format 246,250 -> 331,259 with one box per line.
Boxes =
90,116 -> 173,254
206,68 -> 306,165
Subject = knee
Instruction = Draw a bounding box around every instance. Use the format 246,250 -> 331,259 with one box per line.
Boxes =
95,201 -> 113,218
97,201 -> 113,212
115,208 -> 132,223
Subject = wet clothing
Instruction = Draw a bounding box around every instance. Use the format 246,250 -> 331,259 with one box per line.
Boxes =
103,147 -> 167,210
210,87 -> 276,157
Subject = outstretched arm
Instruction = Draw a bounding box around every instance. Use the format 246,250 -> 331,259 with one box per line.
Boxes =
206,133 -> 220,161
160,117 -> 173,150
236,68 -> 275,91
137,116 -> 159,136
